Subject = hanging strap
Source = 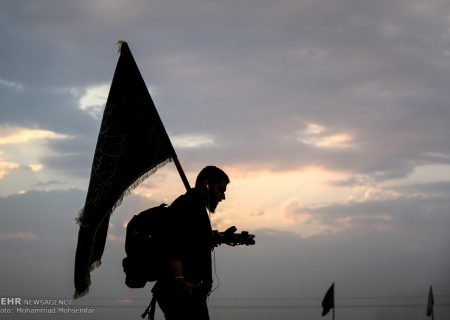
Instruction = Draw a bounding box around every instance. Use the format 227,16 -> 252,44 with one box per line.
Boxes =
142,283 -> 158,320
141,295 -> 156,320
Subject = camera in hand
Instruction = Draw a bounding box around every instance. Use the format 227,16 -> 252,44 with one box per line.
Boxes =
212,226 -> 256,247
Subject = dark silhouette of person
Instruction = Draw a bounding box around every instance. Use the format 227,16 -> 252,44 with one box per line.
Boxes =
154,166 -> 230,320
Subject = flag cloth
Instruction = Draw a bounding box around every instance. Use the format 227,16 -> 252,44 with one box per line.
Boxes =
322,283 -> 335,316
427,286 -> 434,317
74,41 -> 176,298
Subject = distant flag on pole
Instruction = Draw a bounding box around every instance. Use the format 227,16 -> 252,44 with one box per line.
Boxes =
322,282 -> 335,317
73,41 -> 179,298
427,286 -> 434,317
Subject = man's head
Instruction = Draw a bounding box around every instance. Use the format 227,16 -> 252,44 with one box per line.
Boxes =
195,166 -> 230,213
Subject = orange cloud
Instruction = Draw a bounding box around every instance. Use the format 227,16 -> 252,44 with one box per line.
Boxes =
0,152 -> 19,179
0,231 -> 38,241
28,163 -> 44,172
129,164 -> 360,237
296,122 -> 355,149
208,166 -> 352,235
0,126 -> 68,145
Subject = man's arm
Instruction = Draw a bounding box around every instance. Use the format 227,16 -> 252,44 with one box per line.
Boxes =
168,260 -> 199,297
168,259 -> 184,279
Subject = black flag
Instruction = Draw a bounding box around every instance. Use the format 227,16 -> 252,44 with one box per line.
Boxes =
322,282 -> 335,317
74,41 -> 176,298
427,286 -> 434,317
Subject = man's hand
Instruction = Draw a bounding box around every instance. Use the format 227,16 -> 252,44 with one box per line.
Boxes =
174,277 -> 200,297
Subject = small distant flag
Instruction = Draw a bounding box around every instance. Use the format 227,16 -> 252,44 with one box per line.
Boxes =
322,282 -> 335,317
427,286 -> 434,318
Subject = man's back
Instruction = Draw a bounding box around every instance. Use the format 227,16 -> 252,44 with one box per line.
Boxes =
167,189 -> 213,286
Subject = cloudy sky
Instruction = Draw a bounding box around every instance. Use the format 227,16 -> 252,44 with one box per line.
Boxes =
1,0 -> 450,319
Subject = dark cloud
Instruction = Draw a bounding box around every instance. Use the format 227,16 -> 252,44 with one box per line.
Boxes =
397,180 -> 450,194
33,179 -> 65,187
0,86 -> 98,135
289,186 -> 450,246
2,0 -> 450,181
41,153 -> 93,178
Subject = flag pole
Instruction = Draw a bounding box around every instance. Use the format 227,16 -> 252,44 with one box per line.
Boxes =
173,156 -> 191,191
333,283 -> 335,320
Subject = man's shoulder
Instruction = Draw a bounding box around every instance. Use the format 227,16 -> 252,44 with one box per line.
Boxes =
170,189 -> 206,215
170,192 -> 189,208
171,189 -> 198,205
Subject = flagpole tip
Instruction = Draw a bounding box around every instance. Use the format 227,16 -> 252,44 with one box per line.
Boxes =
117,40 -> 128,53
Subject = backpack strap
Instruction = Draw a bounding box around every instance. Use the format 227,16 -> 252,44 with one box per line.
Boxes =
141,283 -> 159,320
141,294 -> 156,320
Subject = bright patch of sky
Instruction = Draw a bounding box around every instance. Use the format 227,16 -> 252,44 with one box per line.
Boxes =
205,166 -> 353,236
75,83 -> 162,119
28,163 -> 44,172
0,152 -> 20,179
0,126 -> 77,196
76,83 -> 110,119
172,134 -> 216,149
0,78 -> 23,91
297,123 -> 355,149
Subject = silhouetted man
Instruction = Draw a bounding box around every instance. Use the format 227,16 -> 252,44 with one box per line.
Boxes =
155,166 -> 230,320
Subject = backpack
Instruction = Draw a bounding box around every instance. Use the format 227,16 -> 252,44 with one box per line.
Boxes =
122,204 -> 169,288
